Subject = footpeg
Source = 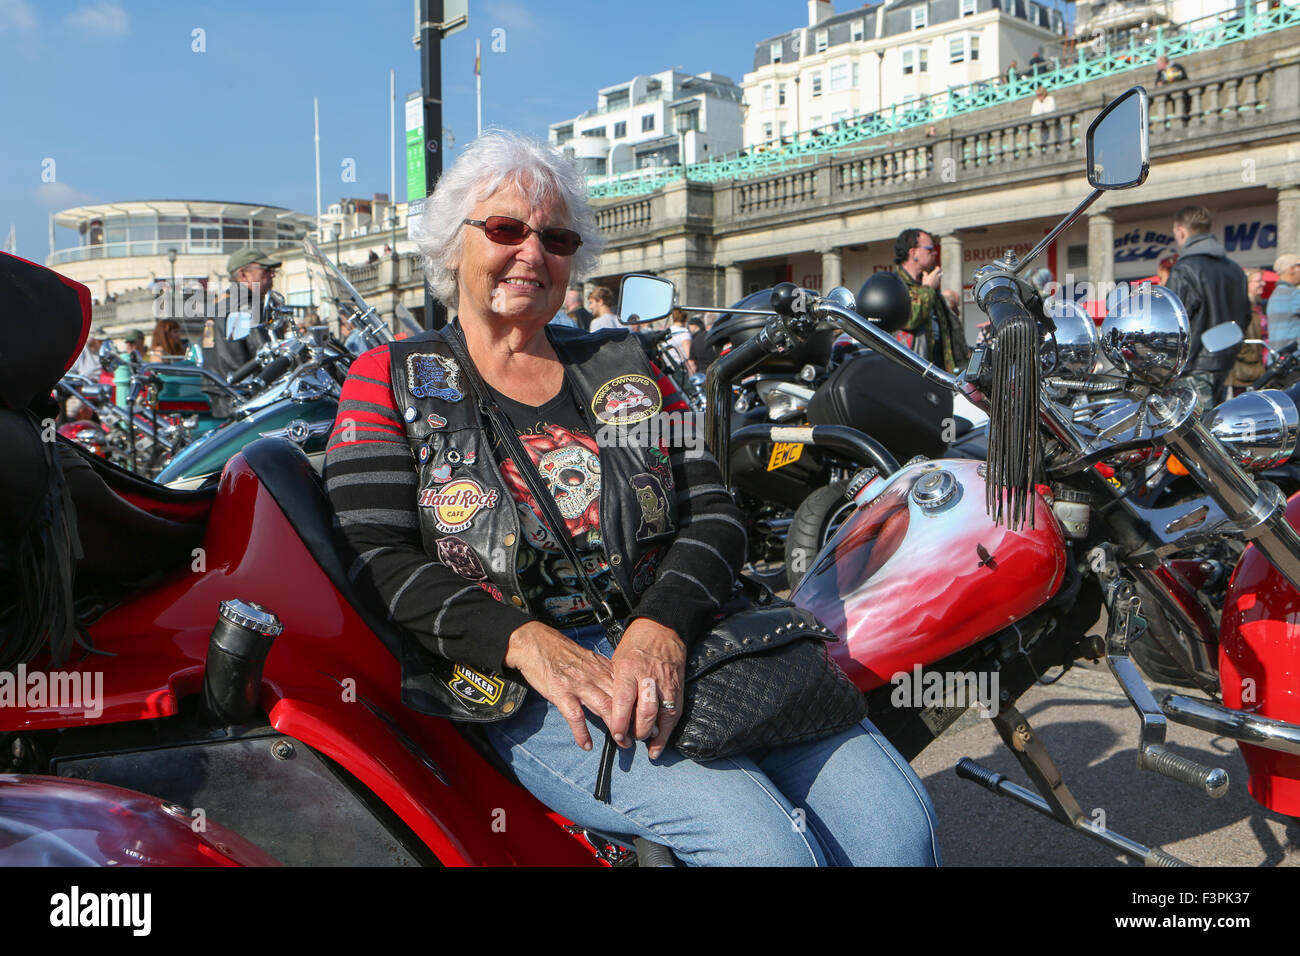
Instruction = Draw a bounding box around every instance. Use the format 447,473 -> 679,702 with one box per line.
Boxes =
1103,580 -> 1229,797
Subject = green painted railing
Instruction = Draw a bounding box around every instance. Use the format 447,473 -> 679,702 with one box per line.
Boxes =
587,2 -> 1299,199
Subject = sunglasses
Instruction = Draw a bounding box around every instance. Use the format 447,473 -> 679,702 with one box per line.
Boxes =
462,216 -> 583,256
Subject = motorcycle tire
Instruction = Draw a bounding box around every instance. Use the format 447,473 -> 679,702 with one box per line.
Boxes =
784,481 -> 852,590
1128,579 -> 1217,693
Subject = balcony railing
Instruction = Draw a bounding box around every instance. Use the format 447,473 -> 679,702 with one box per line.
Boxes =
48,237 -> 301,266
586,2 -> 1299,198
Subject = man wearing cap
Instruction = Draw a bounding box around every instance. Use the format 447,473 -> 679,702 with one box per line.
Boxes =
206,248 -> 279,371
122,329 -> 147,366
1267,253 -> 1300,350
199,248 -> 280,414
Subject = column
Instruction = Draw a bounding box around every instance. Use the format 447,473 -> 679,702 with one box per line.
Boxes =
1277,186 -> 1300,257
820,248 -> 843,291
939,233 -> 964,295
724,263 -> 744,305
1087,212 -> 1115,290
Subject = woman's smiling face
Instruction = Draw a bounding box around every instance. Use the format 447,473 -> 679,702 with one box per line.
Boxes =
456,180 -> 572,329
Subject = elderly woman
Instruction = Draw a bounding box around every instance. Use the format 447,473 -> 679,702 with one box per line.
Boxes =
324,130 -> 938,866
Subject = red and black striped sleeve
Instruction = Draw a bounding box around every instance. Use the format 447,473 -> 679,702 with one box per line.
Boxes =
323,345 -> 531,674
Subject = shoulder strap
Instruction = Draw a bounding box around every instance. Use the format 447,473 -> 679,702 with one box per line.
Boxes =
443,325 -> 622,802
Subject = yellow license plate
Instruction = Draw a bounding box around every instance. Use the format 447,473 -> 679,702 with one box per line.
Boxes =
767,441 -> 804,471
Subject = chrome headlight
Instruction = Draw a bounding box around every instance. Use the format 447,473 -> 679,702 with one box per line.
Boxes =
1099,284 -> 1190,389
1042,297 -> 1099,378
1208,390 -> 1299,470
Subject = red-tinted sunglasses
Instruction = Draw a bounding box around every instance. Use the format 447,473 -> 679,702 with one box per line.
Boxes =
462,216 -> 583,256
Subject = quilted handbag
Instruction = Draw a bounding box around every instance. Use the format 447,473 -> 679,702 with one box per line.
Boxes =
670,601 -> 869,762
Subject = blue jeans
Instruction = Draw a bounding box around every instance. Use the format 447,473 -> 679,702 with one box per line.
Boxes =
484,624 -> 940,866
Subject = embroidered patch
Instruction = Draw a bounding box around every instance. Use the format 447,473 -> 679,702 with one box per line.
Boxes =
436,535 -> 487,581
418,478 -> 500,533
477,581 -> 504,602
419,445 -> 430,463
631,545 -> 667,595
463,450 -> 476,464
407,352 -> 463,402
591,373 -> 662,425
629,473 -> 671,541
448,663 -> 503,705
427,412 -> 448,429
429,463 -> 452,483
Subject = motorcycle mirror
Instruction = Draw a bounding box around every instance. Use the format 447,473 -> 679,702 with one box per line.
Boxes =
1201,321 -> 1245,357
856,272 -> 911,333
618,274 -> 675,325
1086,87 -> 1150,190
98,339 -> 121,371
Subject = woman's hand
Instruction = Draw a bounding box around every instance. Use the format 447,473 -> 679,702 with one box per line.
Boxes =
609,618 -> 686,760
505,621 -> 616,751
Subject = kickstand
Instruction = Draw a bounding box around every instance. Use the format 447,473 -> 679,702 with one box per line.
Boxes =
957,705 -> 1191,866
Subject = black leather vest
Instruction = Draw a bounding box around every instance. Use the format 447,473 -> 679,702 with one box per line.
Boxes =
389,323 -> 680,721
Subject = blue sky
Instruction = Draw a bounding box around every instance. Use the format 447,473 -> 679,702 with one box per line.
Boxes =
0,0 -> 856,261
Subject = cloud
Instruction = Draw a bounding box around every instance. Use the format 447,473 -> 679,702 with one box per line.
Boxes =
483,0 -> 539,33
32,182 -> 97,209
0,0 -> 37,33
64,2 -> 128,38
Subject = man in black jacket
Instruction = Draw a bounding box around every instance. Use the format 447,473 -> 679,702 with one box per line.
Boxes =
1164,205 -> 1249,410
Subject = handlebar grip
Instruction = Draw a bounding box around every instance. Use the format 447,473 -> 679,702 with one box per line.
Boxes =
229,357 -> 262,384
980,282 -> 1035,333
1139,744 -> 1229,797
253,355 -> 293,388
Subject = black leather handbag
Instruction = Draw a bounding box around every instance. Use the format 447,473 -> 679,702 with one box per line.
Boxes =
445,328 -> 867,794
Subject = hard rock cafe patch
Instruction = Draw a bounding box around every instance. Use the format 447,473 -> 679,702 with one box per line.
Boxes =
407,352 -> 464,402
591,373 -> 661,425
629,472 -> 671,540
427,412 -> 448,429
435,535 -> 488,581
418,478 -> 500,533
448,663 -> 503,705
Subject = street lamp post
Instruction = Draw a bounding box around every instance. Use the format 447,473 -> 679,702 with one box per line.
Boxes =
332,221 -> 342,268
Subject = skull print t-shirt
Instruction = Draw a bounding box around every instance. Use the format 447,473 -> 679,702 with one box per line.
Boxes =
488,377 -> 626,628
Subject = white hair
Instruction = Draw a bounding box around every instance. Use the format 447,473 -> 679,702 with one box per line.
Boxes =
414,129 -> 605,309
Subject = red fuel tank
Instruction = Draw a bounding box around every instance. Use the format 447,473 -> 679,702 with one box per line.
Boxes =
793,459 -> 1067,691
1219,492 -> 1300,816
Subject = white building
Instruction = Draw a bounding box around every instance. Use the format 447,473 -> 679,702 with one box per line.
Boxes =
1075,0 -> 1244,47
550,69 -> 744,175
742,0 -> 1064,147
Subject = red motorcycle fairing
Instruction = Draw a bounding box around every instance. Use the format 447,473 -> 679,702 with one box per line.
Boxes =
0,774 -> 281,866
793,459 -> 1067,690
0,453 -> 599,866
1219,491 -> 1300,816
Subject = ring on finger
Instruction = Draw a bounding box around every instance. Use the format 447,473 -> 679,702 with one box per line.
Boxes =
660,700 -> 678,711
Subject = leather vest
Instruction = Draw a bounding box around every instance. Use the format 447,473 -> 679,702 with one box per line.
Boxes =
389,323 -> 680,721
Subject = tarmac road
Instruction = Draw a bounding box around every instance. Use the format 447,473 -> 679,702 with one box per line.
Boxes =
910,657 -> 1300,867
